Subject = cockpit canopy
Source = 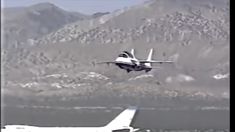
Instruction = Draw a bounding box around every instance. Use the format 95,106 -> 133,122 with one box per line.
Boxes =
118,51 -> 134,58
118,53 -> 128,58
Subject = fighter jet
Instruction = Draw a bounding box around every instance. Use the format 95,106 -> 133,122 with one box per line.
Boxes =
97,48 -> 173,73
2,107 -> 139,132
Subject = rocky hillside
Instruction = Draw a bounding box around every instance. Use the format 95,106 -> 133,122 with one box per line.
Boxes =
1,2 -> 90,50
2,0 -> 229,106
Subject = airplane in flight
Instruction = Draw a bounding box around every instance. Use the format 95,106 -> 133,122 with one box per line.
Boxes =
97,48 -> 173,73
2,107 -> 139,132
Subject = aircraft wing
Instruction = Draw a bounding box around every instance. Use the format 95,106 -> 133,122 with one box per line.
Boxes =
150,67 -> 162,69
139,60 -> 174,64
96,61 -> 117,65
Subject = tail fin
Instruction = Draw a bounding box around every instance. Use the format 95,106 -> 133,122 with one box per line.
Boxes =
105,107 -> 137,129
147,48 -> 153,61
145,48 -> 153,67
131,49 -> 136,59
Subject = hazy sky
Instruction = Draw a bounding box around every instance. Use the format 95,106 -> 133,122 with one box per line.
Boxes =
1,0 -> 146,14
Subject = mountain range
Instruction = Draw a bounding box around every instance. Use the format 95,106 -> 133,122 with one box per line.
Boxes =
1,0 -> 229,107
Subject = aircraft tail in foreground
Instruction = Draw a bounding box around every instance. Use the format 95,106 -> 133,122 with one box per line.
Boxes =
106,107 -> 137,129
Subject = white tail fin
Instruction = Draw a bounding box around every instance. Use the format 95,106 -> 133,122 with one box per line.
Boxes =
145,48 -> 153,67
147,48 -> 153,61
131,49 -> 136,59
105,107 -> 137,129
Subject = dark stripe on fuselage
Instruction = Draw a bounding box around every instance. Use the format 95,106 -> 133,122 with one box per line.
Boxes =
115,62 -> 151,72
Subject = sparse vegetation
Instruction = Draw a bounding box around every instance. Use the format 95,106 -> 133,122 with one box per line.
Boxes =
2,0 -> 229,107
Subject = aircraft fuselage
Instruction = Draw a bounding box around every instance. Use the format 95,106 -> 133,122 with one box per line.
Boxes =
2,108 -> 138,132
115,62 -> 151,73
1,126 -> 127,132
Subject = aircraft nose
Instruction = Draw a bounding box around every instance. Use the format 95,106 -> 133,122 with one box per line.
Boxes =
115,58 -> 121,62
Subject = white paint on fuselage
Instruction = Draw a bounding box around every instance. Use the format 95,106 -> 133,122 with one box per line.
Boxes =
115,57 -> 134,65
115,57 -> 151,72
2,108 -> 137,132
2,126 -> 108,132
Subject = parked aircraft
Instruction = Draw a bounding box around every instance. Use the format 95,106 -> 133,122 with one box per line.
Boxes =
2,107 -> 139,132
